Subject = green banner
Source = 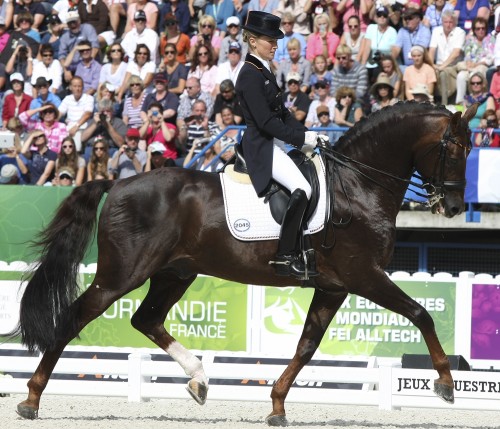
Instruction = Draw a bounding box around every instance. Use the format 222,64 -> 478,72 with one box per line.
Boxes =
262,281 -> 456,357
0,186 -> 99,264
73,275 -> 248,351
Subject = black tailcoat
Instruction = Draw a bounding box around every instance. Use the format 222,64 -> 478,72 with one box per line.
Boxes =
235,54 -> 306,197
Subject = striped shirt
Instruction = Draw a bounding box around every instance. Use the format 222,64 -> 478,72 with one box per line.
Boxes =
123,93 -> 147,129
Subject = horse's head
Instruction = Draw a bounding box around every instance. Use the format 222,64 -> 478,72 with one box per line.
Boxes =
416,103 -> 478,218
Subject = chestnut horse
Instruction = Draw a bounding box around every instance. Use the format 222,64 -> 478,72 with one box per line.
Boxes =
11,102 -> 477,426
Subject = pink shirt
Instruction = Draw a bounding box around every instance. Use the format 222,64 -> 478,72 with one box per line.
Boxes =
489,72 -> 500,100
145,123 -> 178,159
306,32 -> 340,63
19,112 -> 69,154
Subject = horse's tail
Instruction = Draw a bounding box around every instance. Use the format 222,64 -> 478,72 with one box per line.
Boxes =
14,180 -> 115,353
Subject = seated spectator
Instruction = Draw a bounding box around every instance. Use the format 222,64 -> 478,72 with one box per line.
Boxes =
189,15 -> 222,61
188,44 -> 218,96
87,137 -> 111,181
215,41 -> 244,91
306,13 -> 340,70
184,99 -> 217,155
336,0 -> 372,34
21,130 -> 57,185
183,139 -> 220,172
273,0 -> 311,38
219,15 -> 247,65
76,0 -> 115,49
283,71 -> 311,124
428,10 -> 465,105
463,71 -> 495,129
141,71 -> 179,124
454,0 -> 490,32
158,0 -> 191,35
474,108 -> 500,147
58,76 -> 94,152
0,164 -> 21,185
158,43 -> 188,97
177,77 -> 214,147
211,79 -> 243,126
391,8 -> 431,71
118,44 -> 155,101
316,104 -> 338,144
340,16 -> 365,62
32,45 -> 63,97
51,166 -> 76,186
14,10 -> 40,43
403,45 -> 436,101
423,0 -> 455,32
144,141 -> 176,172
204,0 -> 236,38
94,82 -> 121,117
55,136 -> 86,185
308,54 -> 333,100
19,102 -> 68,153
159,13 -> 191,65
121,10 -> 160,65
274,12 -> 306,69
369,73 -> 399,112
59,9 -> 100,83
99,43 -> 127,94
5,37 -> 34,94
138,101 -> 177,160
124,0 -> 158,34
81,98 -> 127,160
14,0 -> 45,32
40,15 -> 64,60
277,37 -> 311,92
122,75 -> 148,129
0,142 -> 29,184
2,73 -> 33,128
379,55 -> 403,99
211,106 -> 240,151
65,40 -> 102,96
333,86 -> 363,129
305,79 -> 336,128
108,128 -> 147,179
330,44 -> 369,102
411,83 -> 434,102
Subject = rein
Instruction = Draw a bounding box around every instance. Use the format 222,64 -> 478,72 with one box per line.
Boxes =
316,123 -> 466,249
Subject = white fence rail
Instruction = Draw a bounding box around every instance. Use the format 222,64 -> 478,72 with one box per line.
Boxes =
1,353 -> 500,411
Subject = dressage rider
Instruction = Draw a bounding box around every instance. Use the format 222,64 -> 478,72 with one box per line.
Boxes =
235,11 -> 327,279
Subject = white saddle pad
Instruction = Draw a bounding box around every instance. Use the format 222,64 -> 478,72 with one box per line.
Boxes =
220,154 -> 327,241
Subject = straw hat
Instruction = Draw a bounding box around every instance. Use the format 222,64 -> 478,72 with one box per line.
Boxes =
370,74 -> 394,96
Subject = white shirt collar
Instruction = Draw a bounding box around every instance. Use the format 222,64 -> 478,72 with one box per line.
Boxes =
250,53 -> 271,73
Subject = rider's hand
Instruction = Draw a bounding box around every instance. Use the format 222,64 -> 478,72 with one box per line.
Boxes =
304,131 -> 318,147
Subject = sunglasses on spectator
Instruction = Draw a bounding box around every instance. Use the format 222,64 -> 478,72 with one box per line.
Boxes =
282,21 -> 293,25
110,49 -> 122,53
471,81 -> 483,85
228,49 -> 240,54
166,21 -> 177,26
315,82 -> 327,89
36,84 -> 48,89
137,51 -> 148,56
59,174 -> 72,180
318,112 -> 329,117
94,146 -> 105,151
341,94 -> 353,98
288,80 -> 299,85
42,53 -> 53,57
336,55 -> 348,60
404,16 -> 417,21
80,48 -> 91,53
474,27 -> 486,31
43,109 -> 56,114
62,145 -> 74,149
348,25 -> 359,29
198,51 -> 209,56
201,24 -> 213,28
165,50 -> 175,54
376,12 -> 388,18
130,83 -> 141,87
227,24 -> 239,28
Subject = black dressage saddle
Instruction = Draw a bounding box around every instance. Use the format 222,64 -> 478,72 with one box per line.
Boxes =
232,144 -> 320,226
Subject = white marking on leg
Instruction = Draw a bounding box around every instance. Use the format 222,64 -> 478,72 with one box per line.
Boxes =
167,341 -> 208,386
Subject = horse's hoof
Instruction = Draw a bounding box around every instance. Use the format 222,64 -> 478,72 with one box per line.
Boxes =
265,414 -> 288,427
434,381 -> 454,404
17,402 -> 39,420
186,379 -> 208,405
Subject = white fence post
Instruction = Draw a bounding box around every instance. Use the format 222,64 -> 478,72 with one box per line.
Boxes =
128,353 -> 151,403
378,364 -> 399,411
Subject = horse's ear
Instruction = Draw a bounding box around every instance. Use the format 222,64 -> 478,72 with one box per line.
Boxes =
461,102 -> 480,125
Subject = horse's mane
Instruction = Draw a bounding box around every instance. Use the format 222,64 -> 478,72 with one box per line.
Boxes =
334,101 -> 451,151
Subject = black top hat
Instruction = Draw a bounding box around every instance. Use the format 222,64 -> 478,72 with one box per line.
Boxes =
243,11 -> 284,39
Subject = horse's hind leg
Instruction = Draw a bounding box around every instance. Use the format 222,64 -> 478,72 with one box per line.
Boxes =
354,270 -> 454,404
267,289 -> 347,427
17,276 -> 138,419
130,271 -> 208,405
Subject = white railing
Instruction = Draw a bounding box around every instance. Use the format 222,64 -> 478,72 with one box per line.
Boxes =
1,352 -> 499,411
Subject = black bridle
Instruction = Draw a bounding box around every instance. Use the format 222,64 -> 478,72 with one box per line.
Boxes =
316,121 -> 470,249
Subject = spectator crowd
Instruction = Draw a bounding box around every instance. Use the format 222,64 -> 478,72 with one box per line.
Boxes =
1,0 -> 500,186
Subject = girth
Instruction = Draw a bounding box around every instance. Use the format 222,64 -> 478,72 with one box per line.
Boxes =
233,144 -> 320,225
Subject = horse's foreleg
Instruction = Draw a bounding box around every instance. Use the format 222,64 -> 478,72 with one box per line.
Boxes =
354,270 -> 454,404
17,280 -> 130,419
266,289 -> 347,427
130,272 -> 208,405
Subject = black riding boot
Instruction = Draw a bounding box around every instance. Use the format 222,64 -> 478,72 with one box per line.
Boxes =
271,189 -> 318,279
